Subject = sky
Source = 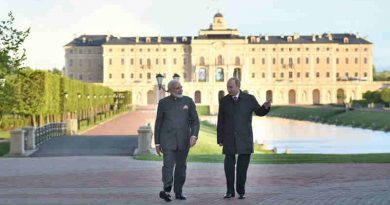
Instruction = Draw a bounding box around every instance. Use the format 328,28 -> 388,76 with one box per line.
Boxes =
1,0 -> 390,71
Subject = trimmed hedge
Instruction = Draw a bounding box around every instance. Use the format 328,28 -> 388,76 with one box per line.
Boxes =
196,105 -> 210,116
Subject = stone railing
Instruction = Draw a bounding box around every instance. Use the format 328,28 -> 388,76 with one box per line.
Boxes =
8,122 -> 66,157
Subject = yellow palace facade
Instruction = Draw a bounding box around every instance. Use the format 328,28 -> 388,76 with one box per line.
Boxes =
64,13 -> 383,114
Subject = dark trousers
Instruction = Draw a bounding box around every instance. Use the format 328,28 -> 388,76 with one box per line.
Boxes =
224,154 -> 251,195
162,149 -> 189,194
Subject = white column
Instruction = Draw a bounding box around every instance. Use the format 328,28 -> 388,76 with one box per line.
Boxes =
23,126 -> 36,150
9,129 -> 26,156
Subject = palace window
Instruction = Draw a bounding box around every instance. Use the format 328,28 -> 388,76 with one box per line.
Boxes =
306,72 -> 309,78
121,73 -> 124,79
217,55 -> 224,65
297,72 -> 300,78
130,58 -> 134,65
280,58 -> 284,64
316,72 -> 320,78
327,57 -> 330,64
262,73 -> 265,78
109,59 -> 112,65
316,57 -> 320,64
345,58 -> 349,64
355,58 -> 358,64
121,58 -> 124,65
109,73 -> 112,79
306,58 -> 309,64
235,56 -> 240,65
252,58 -> 255,64
289,72 -> 293,78
364,58 -> 367,64
262,58 -> 265,65
173,58 -> 177,65
326,72 -> 330,77
215,68 -> 224,82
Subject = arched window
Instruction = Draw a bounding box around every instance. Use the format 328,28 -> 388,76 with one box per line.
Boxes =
288,90 -> 296,104
313,89 -> 320,104
337,89 -> 345,104
215,67 -> 224,82
198,68 -> 206,82
195,91 -> 201,103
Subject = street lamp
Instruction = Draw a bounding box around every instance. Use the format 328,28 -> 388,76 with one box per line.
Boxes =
156,73 -> 181,92
173,73 -> 180,81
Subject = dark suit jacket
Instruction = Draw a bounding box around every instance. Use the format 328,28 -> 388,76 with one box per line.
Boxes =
154,95 -> 200,151
217,91 -> 270,154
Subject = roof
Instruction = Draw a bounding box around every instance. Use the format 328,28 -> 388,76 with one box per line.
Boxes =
246,33 -> 372,44
214,12 -> 223,18
65,33 -> 372,47
64,35 -> 107,46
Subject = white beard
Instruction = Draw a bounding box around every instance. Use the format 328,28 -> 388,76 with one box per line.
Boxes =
172,93 -> 183,98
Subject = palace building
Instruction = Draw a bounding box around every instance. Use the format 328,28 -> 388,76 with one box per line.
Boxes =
64,13 -> 383,114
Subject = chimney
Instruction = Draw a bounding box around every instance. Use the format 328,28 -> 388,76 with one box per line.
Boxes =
173,36 -> 177,43
136,36 -> 139,43
265,34 -> 269,41
82,37 -> 86,43
158,35 -> 161,43
327,33 -> 333,41
356,32 -> 360,39
106,35 -> 111,42
312,34 -> 316,42
318,34 -> 322,39
293,33 -> 300,40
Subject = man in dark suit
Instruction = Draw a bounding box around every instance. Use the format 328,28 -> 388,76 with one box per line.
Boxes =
154,80 -> 200,202
217,77 -> 271,199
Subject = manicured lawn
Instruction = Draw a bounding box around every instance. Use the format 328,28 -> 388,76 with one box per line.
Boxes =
134,153 -> 390,164
0,131 -> 10,140
0,142 -> 10,157
134,120 -> 390,163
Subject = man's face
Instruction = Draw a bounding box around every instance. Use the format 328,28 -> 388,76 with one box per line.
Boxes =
171,82 -> 183,97
227,80 -> 239,96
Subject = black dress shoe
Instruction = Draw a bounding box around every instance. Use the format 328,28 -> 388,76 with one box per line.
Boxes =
238,194 -> 246,199
159,191 -> 172,202
175,193 -> 187,200
223,192 -> 235,198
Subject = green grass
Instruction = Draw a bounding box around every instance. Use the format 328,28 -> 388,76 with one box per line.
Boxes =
134,153 -> 390,164
0,142 -> 10,157
0,131 -> 10,140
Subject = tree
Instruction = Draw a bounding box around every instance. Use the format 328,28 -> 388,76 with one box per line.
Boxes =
0,11 -> 30,126
0,11 -> 30,78
380,89 -> 390,107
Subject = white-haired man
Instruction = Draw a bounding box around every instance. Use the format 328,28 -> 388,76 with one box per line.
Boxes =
154,80 -> 200,202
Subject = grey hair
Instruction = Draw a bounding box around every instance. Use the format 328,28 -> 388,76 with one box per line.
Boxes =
167,80 -> 180,92
228,77 -> 240,87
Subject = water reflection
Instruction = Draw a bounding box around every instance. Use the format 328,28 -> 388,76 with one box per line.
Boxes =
201,116 -> 390,154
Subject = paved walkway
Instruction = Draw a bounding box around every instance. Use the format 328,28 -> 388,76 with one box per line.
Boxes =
0,157 -> 389,205
82,109 -> 156,136
1,109 -> 390,204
